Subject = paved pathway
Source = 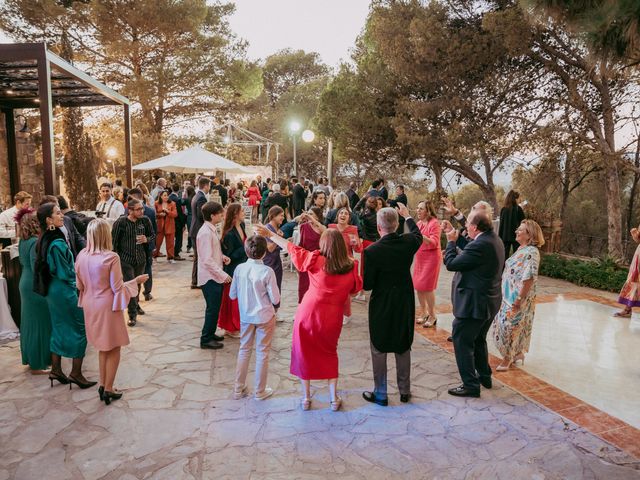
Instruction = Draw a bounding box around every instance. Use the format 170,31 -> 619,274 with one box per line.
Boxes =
0,259 -> 638,479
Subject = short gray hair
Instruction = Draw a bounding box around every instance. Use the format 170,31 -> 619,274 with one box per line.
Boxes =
377,207 -> 398,233
333,192 -> 350,210
272,184 -> 281,193
472,201 -> 494,219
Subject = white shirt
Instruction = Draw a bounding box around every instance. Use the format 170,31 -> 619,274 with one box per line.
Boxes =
96,197 -> 125,221
0,206 -> 18,239
229,259 -> 280,324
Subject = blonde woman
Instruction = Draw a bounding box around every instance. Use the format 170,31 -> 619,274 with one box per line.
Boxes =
492,219 -> 544,371
75,219 -> 148,404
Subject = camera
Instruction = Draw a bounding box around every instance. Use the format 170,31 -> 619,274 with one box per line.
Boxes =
95,210 -> 106,218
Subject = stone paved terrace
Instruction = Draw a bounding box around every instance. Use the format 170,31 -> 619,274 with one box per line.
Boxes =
1,259 -> 639,479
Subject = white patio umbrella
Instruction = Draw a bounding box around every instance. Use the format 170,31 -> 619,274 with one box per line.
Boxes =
132,146 -> 251,174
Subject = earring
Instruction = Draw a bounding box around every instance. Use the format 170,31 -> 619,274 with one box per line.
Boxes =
48,224 -> 55,231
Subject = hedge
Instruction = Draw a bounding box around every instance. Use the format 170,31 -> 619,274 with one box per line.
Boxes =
539,254 -> 628,293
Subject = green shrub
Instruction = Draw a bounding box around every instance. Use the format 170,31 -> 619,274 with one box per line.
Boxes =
539,254 -> 628,292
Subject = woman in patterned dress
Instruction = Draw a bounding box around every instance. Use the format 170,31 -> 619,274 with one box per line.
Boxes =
492,219 -> 545,371
614,226 -> 640,317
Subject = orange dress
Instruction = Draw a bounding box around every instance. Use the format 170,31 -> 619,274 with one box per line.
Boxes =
288,243 -> 362,380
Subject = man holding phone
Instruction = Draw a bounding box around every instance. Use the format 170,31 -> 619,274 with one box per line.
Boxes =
112,198 -> 154,327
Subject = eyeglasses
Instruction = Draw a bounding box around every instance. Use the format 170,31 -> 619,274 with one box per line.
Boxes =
131,207 -> 144,212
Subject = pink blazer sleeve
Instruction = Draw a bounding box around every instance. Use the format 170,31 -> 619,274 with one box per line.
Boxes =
425,219 -> 441,251
109,254 -> 139,311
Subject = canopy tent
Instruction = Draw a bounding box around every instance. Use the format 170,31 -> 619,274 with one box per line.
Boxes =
133,146 -> 251,174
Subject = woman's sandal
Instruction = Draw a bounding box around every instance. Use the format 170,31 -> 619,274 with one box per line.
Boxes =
416,316 -> 427,325
301,397 -> 312,411
613,310 -> 632,318
330,397 -> 342,412
423,316 -> 438,328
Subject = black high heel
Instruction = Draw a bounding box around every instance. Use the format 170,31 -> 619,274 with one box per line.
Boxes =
68,375 -> 98,390
103,390 -> 123,405
49,372 -> 69,387
98,386 -> 105,401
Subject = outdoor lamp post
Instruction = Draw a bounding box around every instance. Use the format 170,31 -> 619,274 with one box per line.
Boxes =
289,120 -> 301,176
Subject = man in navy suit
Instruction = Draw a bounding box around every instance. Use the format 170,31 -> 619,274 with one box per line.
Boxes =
190,176 -> 211,288
443,211 -> 504,398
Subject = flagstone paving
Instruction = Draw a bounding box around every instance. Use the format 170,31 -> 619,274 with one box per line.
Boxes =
0,259 -> 638,479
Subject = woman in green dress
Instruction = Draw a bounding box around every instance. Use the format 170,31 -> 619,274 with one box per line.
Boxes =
34,203 -> 96,389
17,209 -> 51,372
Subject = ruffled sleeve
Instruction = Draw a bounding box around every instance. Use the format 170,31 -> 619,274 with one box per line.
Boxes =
109,253 -> 139,311
288,242 -> 321,273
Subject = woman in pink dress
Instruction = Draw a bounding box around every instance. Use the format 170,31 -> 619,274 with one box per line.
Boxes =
258,226 -> 362,412
75,219 -> 148,405
297,207 -> 326,302
412,200 -> 442,327
329,207 -> 363,324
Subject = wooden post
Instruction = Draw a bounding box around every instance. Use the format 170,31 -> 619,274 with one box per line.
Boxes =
37,48 -> 56,195
2,109 -> 21,197
124,103 -> 133,187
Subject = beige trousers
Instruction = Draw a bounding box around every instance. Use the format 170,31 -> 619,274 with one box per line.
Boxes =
234,317 -> 276,396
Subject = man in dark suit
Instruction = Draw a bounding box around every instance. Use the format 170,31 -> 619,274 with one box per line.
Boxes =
291,177 -> 306,217
128,188 -> 157,301
443,211 -> 504,398
378,178 -> 389,201
210,176 -> 228,206
362,203 -> 422,406
169,183 -> 188,261
346,182 -> 360,210
190,176 -> 211,288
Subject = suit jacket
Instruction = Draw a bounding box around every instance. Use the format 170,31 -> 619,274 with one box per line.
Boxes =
221,223 -> 247,276
62,215 -> 86,258
211,184 -> 228,206
169,192 -> 187,223
292,184 -> 306,215
264,192 -> 289,214
346,188 -> 360,210
363,218 -> 422,353
189,191 -> 207,239
155,201 -> 178,234
444,230 -> 504,321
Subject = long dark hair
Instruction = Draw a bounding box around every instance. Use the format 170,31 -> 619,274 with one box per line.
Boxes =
34,203 -> 66,296
222,203 -> 243,241
504,190 -> 519,208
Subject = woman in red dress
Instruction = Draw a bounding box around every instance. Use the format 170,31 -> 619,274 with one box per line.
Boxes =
258,226 -> 362,412
329,207 -> 363,324
218,204 -> 247,337
297,207 -> 326,303
245,180 -> 262,224
412,200 -> 442,327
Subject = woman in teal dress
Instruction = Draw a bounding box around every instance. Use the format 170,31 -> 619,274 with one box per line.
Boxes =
492,219 -> 545,371
17,209 -> 51,372
34,203 -> 96,389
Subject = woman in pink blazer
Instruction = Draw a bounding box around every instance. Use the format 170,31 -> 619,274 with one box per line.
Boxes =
412,200 -> 442,327
75,219 -> 147,405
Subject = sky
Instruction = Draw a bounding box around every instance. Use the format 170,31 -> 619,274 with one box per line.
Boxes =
227,0 -> 372,68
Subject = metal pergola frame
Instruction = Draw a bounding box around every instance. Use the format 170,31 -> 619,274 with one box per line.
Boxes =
0,42 -> 132,195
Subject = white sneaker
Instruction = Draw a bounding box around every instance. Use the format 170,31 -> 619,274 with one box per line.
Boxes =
255,387 -> 274,401
343,316 -> 351,325
355,292 -> 366,302
169,259 -> 176,264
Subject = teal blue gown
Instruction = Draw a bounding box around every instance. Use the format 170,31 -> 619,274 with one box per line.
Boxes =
19,236 -> 52,370
46,239 -> 86,358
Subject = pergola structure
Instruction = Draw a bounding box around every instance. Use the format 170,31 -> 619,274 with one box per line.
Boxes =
0,42 -> 132,195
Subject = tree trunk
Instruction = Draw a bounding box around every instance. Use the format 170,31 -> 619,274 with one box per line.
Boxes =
432,160 -> 444,196
479,184 -> 498,217
605,160 -> 624,260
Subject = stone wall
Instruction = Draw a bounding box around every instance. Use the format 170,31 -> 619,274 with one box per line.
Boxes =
0,112 -> 45,209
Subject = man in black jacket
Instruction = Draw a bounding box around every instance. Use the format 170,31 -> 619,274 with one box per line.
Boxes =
346,182 -> 360,211
210,176 -> 228,206
291,177 -> 306,217
40,195 -> 85,258
169,183 -> 188,261
57,195 -> 91,238
443,211 -> 504,398
190,176 -> 211,288
262,184 -> 288,220
362,203 -> 422,406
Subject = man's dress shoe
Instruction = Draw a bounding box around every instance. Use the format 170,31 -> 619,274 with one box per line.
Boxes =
480,377 -> 492,389
447,336 -> 453,342
400,393 -> 411,403
448,385 -> 480,398
200,341 -> 223,350
212,334 -> 225,342
362,391 -> 388,406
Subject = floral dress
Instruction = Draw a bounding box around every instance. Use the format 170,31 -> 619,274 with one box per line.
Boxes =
618,244 -> 640,307
492,245 -> 540,360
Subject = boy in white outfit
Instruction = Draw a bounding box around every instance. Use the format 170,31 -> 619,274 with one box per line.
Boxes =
231,235 -> 281,400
